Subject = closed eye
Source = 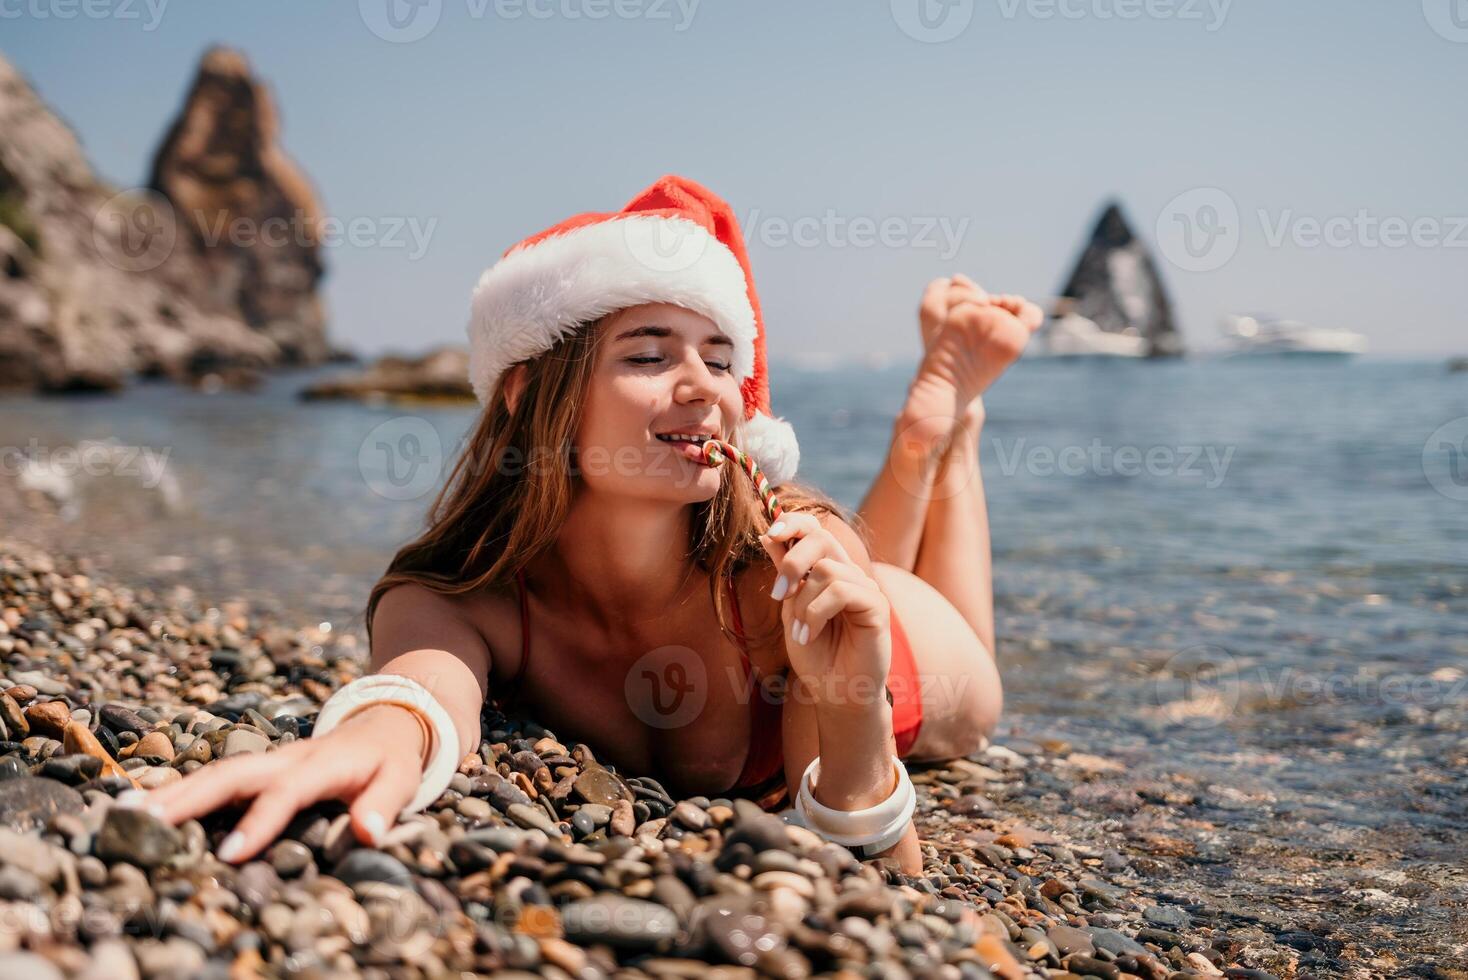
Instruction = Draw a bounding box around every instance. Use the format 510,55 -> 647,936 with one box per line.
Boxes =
627,356 -> 731,372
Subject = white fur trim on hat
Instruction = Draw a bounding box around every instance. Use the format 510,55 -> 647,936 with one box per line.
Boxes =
741,410 -> 800,487
467,215 -> 757,405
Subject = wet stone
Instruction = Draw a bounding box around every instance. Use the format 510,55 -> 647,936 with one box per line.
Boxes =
0,776 -> 85,832
95,807 -> 183,868
561,894 -> 678,949
573,763 -> 631,807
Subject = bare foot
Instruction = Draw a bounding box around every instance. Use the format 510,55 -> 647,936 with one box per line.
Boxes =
899,276 -> 1041,460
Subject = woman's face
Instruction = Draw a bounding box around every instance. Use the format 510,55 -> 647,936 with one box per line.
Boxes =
576,302 -> 744,504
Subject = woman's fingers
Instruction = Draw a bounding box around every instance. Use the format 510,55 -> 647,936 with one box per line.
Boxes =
128,750 -> 294,826
349,752 -> 421,847
786,558 -> 863,642
217,783 -> 317,864
763,514 -> 850,602
798,573 -> 889,647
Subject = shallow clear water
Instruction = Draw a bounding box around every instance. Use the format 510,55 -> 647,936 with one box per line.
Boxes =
3,357 -> 1466,879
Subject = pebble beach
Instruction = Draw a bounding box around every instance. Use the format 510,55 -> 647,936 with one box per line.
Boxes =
0,535 -> 1408,980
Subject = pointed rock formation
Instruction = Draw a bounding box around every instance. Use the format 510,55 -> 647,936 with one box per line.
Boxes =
0,48 -> 328,394
147,46 -> 329,365
1057,202 -> 1185,358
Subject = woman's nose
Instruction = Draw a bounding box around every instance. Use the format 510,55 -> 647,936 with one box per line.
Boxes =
673,351 -> 720,402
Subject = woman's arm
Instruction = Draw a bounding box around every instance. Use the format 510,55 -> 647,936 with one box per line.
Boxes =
133,583 -> 495,862
368,583 -> 494,763
769,512 -> 923,873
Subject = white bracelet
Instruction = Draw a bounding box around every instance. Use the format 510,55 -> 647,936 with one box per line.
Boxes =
312,674 -> 461,817
793,755 -> 915,855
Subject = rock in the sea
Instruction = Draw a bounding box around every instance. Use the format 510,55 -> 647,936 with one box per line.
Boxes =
1054,201 -> 1184,358
300,347 -> 473,404
0,46 -> 328,396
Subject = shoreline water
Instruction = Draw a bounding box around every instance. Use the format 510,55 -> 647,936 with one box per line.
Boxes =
1,358 -> 1464,974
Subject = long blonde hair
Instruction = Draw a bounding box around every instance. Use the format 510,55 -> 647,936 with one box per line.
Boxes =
366,314 -> 845,654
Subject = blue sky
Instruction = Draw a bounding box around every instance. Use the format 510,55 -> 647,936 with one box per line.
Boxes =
5,0 -> 1465,360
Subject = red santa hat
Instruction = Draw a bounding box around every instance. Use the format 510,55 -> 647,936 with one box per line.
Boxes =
467,174 -> 800,486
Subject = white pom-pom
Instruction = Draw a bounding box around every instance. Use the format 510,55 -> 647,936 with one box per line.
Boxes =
741,410 -> 800,486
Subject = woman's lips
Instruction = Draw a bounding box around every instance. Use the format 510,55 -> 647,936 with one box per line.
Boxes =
657,437 -> 710,462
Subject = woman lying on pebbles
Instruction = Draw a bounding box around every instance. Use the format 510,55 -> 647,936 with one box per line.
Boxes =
130,175 -> 1037,874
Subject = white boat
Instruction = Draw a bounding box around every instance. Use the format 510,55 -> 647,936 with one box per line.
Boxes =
1220,314 -> 1367,359
1036,312 -> 1149,358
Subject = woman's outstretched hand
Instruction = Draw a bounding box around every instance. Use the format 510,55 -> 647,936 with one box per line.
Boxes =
117,703 -> 428,863
758,512 -> 892,710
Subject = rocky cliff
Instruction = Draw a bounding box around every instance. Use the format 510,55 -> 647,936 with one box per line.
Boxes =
0,47 -> 329,394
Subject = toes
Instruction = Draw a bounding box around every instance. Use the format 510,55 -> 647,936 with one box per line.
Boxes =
919,278 -> 951,347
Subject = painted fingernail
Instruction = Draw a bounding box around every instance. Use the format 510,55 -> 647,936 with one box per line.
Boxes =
114,789 -> 147,810
218,831 -> 246,863
767,522 -> 785,536
792,619 -> 804,645
363,811 -> 386,846
798,622 -> 811,645
771,575 -> 788,600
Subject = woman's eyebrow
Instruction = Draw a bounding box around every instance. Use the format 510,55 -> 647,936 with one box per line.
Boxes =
612,324 -> 733,347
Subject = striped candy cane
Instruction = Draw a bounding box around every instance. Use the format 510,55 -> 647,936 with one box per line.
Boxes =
700,439 -> 784,523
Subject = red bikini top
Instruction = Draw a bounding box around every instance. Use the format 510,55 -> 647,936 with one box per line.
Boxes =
498,569 -> 788,805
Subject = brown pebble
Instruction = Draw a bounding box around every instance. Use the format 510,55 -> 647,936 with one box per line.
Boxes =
610,799 -> 635,837
62,721 -> 136,786
135,731 -> 175,762
24,701 -> 72,739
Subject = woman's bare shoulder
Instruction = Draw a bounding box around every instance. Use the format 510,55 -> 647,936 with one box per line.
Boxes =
372,580 -> 519,675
